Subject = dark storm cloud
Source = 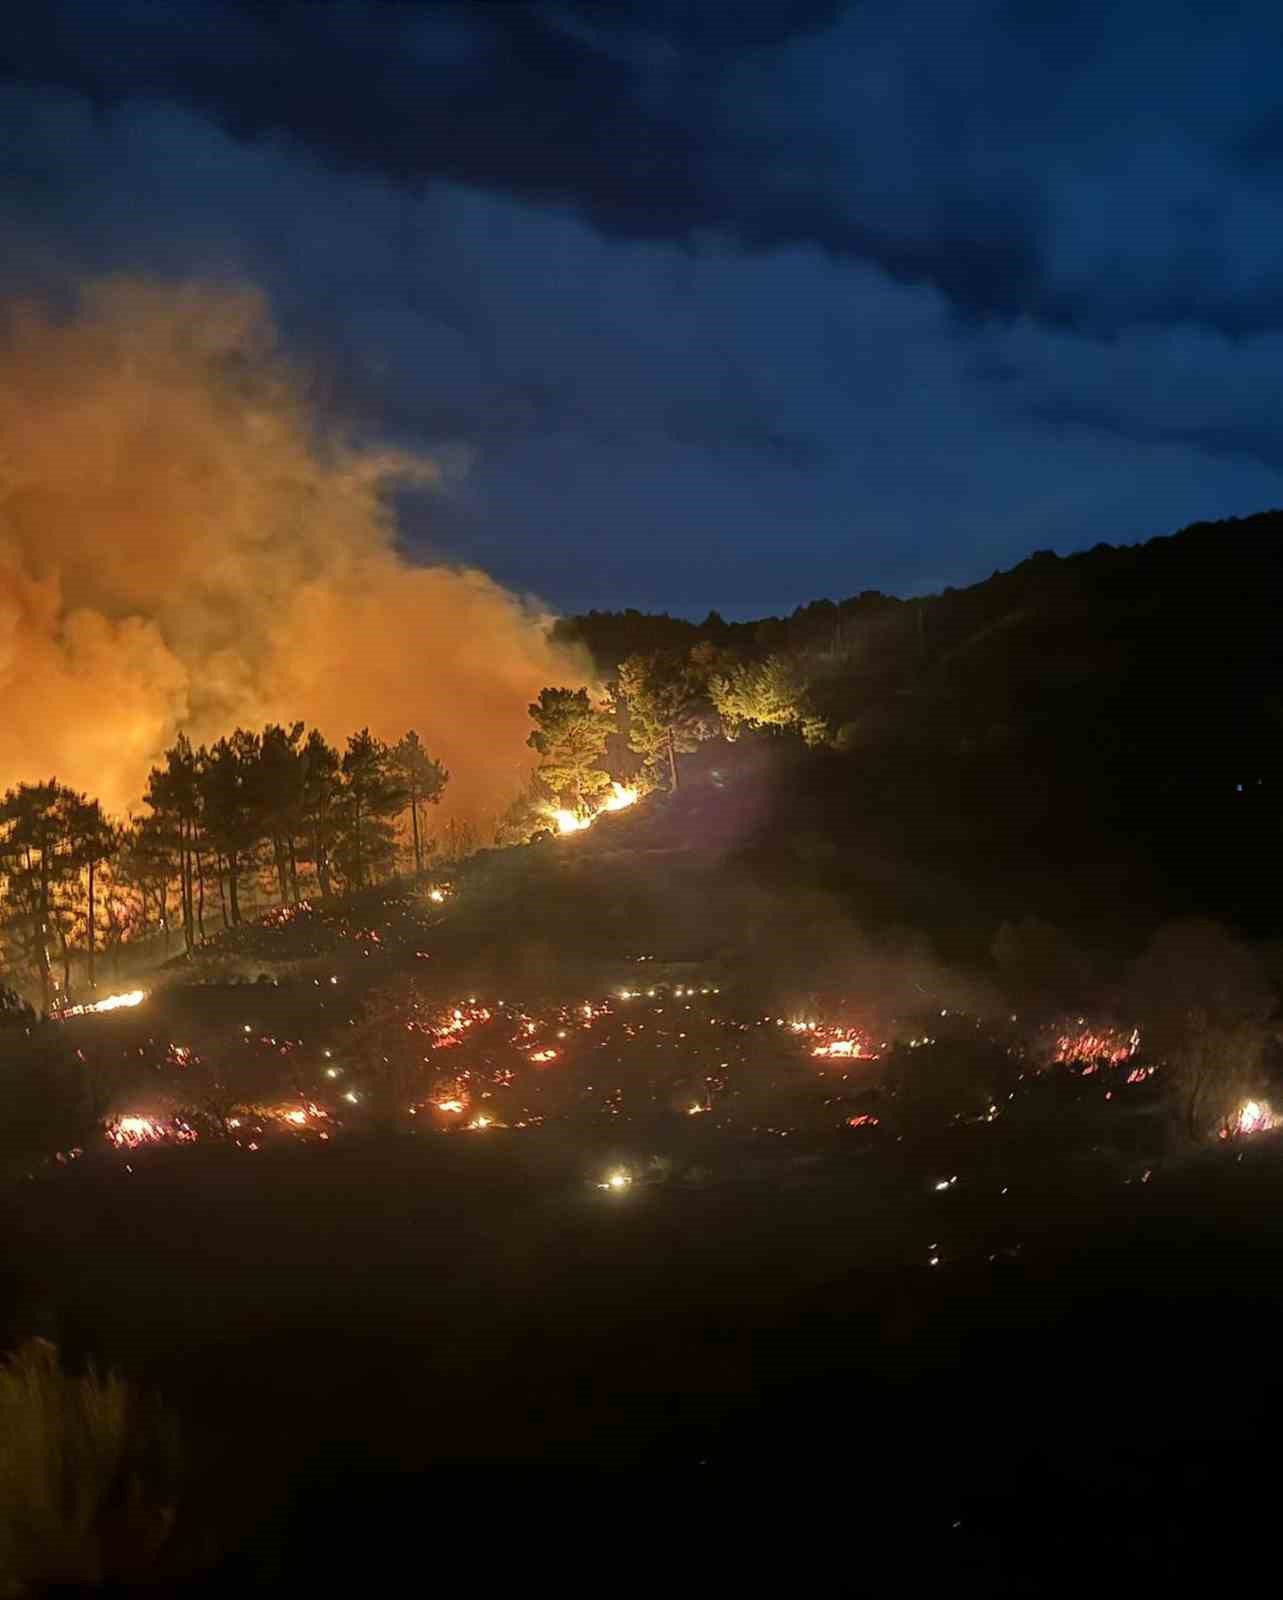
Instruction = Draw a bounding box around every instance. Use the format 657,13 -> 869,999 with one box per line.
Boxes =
6,0 -> 1282,335
1,2 -> 834,243
3,1 -> 1283,615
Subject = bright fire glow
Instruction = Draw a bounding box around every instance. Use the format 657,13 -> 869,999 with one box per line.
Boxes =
1229,1099 -> 1276,1138
813,1037 -> 862,1059
529,1048 -> 558,1063
598,1168 -> 632,1192
111,1115 -> 160,1144
551,782 -> 638,837
58,988 -> 146,1018
435,1098 -> 466,1114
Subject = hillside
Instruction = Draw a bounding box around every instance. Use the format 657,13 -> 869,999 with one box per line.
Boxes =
556,510 -> 1283,943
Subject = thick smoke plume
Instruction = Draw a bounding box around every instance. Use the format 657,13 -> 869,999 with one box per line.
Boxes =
0,279 -> 588,823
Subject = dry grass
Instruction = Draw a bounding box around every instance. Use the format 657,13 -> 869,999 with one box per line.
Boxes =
0,1339 -> 180,1593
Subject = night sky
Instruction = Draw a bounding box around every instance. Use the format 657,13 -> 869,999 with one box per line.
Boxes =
4,0 -> 1282,618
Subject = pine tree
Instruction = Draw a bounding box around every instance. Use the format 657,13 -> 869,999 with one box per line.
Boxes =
709,654 -> 827,745
144,736 -> 201,952
63,795 -> 117,993
391,731 -> 449,876
337,730 -> 407,889
300,730 -> 341,898
616,650 -> 715,792
254,722 -> 307,904
0,781 -> 80,1012
526,688 -> 613,816
197,731 -> 262,926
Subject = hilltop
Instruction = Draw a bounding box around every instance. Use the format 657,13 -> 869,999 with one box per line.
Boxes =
555,509 -> 1283,946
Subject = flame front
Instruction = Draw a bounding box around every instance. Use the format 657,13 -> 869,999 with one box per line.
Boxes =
550,782 -> 639,837
57,989 -> 147,1019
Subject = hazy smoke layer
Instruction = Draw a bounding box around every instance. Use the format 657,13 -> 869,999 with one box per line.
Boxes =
0,279 -> 587,822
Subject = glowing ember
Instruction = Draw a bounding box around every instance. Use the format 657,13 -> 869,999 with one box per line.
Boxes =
105,1113 -> 197,1149
57,988 -> 146,1018
529,1048 -> 559,1064
109,1115 -> 161,1146
813,1037 -> 862,1059
1052,1024 -> 1140,1068
467,1114 -> 493,1131
598,1168 -> 632,1192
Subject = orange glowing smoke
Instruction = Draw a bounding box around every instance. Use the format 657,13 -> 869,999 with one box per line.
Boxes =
0,279 -> 591,819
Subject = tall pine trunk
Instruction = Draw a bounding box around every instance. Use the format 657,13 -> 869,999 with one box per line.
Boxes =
181,818 -> 195,954
667,729 -> 678,792
228,854 -> 241,924
353,799 -> 365,889
410,795 -> 422,877
37,854 -> 52,1014
86,856 -> 96,991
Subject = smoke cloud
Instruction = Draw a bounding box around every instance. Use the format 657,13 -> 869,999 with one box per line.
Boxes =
0,277 -> 589,824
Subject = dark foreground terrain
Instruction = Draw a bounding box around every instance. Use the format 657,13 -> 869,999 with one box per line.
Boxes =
3,1102 -> 1279,1589
2,827 -> 1280,1590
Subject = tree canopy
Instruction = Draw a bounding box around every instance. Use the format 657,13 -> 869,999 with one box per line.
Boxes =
526,688 -> 613,816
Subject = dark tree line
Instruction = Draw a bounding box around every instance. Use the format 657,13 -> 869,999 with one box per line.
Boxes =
537,510 -> 1283,941
0,726 -> 447,1007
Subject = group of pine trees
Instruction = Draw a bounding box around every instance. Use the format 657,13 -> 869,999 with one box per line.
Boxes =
1,638 -> 826,1002
0,726 -> 447,1010
509,643 -> 824,842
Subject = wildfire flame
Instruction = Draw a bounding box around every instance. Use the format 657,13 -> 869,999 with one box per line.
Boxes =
551,783 -> 639,837
57,989 -> 146,1019
1228,1099 -> 1276,1138
812,1037 -> 862,1059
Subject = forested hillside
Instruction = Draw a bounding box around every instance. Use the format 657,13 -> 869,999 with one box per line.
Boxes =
555,511 -> 1283,941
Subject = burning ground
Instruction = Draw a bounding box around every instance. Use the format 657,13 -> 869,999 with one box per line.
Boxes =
5,825 -> 1283,1586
